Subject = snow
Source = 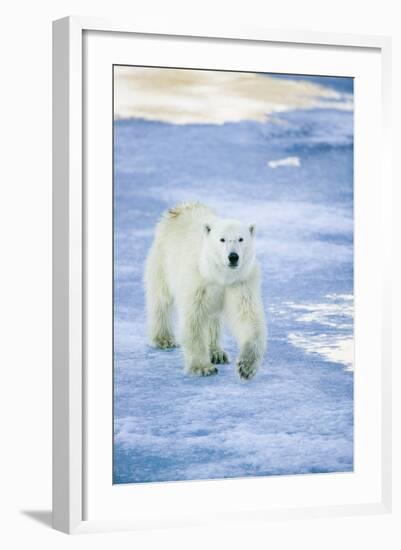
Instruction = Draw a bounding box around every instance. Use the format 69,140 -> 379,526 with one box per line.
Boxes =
113,71 -> 354,484
268,156 -> 301,168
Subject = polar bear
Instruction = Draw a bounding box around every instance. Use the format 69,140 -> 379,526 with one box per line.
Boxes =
144,202 -> 266,380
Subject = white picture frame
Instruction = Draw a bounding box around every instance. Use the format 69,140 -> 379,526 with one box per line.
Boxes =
52,16 -> 392,534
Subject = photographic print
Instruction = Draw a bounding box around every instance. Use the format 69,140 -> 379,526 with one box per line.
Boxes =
113,66 -> 354,484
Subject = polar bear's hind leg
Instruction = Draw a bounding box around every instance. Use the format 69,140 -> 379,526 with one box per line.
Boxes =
144,245 -> 176,350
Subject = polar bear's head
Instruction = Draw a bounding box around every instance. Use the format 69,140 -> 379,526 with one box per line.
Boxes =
200,218 -> 256,284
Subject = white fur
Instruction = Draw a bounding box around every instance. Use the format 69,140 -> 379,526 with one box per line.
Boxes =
144,203 -> 267,379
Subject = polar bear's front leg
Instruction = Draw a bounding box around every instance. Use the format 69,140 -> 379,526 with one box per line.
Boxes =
209,317 -> 229,365
225,273 -> 266,380
179,288 -> 218,377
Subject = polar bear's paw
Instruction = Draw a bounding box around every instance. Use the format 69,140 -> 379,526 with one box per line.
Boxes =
189,363 -> 218,377
210,348 -> 229,365
237,357 -> 257,380
153,335 -> 177,350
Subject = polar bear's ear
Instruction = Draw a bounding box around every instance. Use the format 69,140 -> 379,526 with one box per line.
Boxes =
249,224 -> 256,236
204,224 -> 211,235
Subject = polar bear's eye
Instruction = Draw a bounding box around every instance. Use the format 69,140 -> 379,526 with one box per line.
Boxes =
220,238 -> 225,242
239,238 -> 244,242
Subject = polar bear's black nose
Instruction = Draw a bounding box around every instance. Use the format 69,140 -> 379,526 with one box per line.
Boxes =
228,252 -> 239,266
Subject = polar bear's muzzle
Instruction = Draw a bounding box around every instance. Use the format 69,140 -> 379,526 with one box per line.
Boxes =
228,252 -> 239,268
